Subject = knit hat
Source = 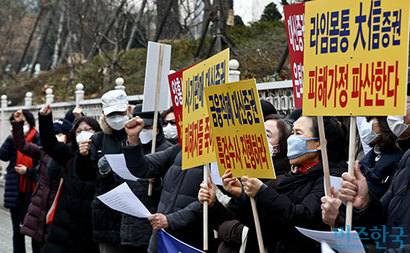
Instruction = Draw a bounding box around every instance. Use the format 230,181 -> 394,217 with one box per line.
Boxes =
53,119 -> 72,135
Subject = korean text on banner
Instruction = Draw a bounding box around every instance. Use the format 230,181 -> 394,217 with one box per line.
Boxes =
168,66 -> 194,147
182,49 -> 229,170
284,2 -> 305,109
303,0 -> 410,116
204,79 -> 276,179
142,41 -> 172,112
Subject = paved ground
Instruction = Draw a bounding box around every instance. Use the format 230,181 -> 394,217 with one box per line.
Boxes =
0,182 -> 32,253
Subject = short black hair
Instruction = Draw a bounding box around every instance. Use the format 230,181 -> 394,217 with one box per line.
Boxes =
69,116 -> 102,147
9,110 -> 35,129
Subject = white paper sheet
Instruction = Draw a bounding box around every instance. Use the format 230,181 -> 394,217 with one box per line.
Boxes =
97,182 -> 152,218
210,162 -> 223,186
296,227 -> 365,253
321,241 -> 336,253
324,176 -> 343,193
105,154 -> 139,181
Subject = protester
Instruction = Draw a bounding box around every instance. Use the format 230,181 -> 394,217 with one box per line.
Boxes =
322,94 -> 410,251
358,116 -> 403,198
119,105 -> 173,252
0,110 -> 41,253
205,116 -> 348,252
76,89 -> 132,253
122,116 -> 216,252
11,110 -> 63,246
260,100 -> 277,120
160,106 -> 179,145
64,105 -> 84,123
38,104 -> 100,253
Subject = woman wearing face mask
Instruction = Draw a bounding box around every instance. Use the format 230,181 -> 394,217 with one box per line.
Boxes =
38,104 -> 101,253
160,107 -> 179,145
358,117 -> 403,199
0,109 -> 41,253
264,115 -> 292,181
76,89 -> 132,253
11,110 -> 70,249
213,116 -> 347,253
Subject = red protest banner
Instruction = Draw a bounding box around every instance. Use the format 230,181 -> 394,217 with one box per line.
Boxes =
168,66 -> 194,146
284,2 -> 305,109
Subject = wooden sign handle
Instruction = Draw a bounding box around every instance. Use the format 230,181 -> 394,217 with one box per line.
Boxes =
250,197 -> 265,253
345,116 -> 357,230
149,44 -> 165,196
203,163 -> 209,251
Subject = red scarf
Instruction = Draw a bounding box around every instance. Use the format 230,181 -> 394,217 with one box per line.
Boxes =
297,161 -> 321,173
16,128 -> 37,193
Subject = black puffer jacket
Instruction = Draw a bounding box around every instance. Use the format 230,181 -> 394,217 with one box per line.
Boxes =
39,113 -> 98,253
228,161 -> 347,253
120,131 -> 173,247
124,144 -> 204,252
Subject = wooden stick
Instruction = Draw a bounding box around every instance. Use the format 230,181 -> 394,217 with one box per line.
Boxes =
149,44 -> 164,196
203,163 -> 209,251
317,116 -> 331,197
317,116 -> 333,231
250,197 -> 265,253
345,116 -> 357,230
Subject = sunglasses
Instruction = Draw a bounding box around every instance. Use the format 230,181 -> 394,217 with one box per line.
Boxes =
163,119 -> 176,125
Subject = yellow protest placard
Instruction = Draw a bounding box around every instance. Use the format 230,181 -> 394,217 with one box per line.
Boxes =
204,79 -> 276,179
182,49 -> 229,170
303,0 -> 409,116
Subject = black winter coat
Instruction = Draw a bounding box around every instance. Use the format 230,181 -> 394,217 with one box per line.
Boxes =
39,113 -> 98,253
360,147 -> 403,199
120,131 -> 173,247
228,161 -> 347,253
353,149 -> 410,252
76,116 -> 128,244
124,144 -> 204,252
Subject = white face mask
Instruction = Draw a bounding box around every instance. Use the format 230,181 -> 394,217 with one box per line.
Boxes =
387,116 -> 408,138
76,131 -> 94,143
359,120 -> 380,145
23,125 -> 30,135
106,114 -> 128,130
163,123 -> 178,140
139,128 -> 153,144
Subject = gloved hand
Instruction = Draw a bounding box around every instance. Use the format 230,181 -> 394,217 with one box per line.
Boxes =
98,156 -> 112,176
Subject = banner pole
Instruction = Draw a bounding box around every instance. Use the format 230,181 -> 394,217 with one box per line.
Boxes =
203,163 -> 209,251
250,197 -> 265,253
317,116 -> 333,231
149,44 -> 165,196
345,116 -> 357,230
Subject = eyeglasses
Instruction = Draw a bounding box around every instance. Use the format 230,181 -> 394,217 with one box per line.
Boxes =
163,119 -> 176,125
75,127 -> 93,134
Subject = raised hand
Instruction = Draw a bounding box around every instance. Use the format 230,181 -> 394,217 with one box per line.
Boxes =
13,110 -> 24,122
40,104 -> 52,116
78,140 -> 92,156
124,116 -> 145,146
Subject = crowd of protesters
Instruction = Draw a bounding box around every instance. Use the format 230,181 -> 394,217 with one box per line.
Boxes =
0,82 -> 409,253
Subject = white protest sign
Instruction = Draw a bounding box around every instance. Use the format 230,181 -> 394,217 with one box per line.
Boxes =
97,182 -> 152,218
296,227 -> 365,253
321,241 -> 336,253
142,41 -> 171,112
105,154 -> 139,181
